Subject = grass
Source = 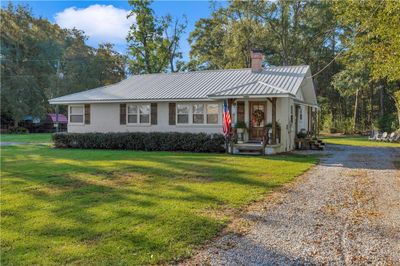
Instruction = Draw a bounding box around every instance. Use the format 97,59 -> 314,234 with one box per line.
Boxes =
1,145 -> 318,265
321,135 -> 400,148
1,133 -> 52,143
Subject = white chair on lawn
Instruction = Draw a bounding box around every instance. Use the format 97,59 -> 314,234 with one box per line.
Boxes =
385,132 -> 395,142
376,132 -> 387,141
368,132 -> 379,141
389,134 -> 400,143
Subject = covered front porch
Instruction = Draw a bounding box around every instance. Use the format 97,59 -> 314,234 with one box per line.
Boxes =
217,97 -> 319,155
225,97 -> 283,155
207,78 -> 320,154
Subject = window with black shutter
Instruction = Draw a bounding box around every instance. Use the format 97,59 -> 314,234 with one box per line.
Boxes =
169,103 -> 176,125
120,103 -> 126,125
84,104 -> 90,124
151,103 -> 157,125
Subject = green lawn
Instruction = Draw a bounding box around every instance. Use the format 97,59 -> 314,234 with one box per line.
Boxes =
1,145 -> 318,265
321,135 -> 400,147
1,133 -> 52,143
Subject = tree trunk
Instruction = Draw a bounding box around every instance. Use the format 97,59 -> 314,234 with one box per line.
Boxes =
392,84 -> 400,126
379,85 -> 384,119
353,88 -> 359,132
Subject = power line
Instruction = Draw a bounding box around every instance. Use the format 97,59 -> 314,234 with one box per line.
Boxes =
307,5 -> 381,79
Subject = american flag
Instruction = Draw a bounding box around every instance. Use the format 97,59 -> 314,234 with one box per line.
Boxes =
223,100 -> 231,136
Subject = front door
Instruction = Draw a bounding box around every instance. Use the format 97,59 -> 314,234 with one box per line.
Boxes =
249,102 -> 266,141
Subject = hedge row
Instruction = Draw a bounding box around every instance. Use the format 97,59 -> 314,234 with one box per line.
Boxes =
52,132 -> 226,153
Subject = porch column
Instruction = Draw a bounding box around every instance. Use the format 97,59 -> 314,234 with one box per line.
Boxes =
271,98 -> 277,144
295,105 -> 299,134
307,106 -> 310,132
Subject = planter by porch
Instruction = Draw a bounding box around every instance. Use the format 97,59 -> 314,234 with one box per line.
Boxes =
264,143 -> 282,155
235,122 -> 247,144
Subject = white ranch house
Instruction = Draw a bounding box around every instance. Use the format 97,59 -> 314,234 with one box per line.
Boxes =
49,51 -> 319,154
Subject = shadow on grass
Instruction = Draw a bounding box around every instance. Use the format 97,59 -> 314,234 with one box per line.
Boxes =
1,145 -> 318,265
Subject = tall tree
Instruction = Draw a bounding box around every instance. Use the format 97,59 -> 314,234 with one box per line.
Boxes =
92,43 -> 126,85
126,0 -> 186,74
333,0 -> 400,130
126,0 -> 167,74
160,15 -> 187,72
1,4 -> 126,126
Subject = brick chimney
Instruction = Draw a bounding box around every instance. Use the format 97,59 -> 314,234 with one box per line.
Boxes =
251,49 -> 264,73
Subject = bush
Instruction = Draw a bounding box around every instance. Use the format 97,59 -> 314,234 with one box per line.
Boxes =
296,131 -> 307,139
52,132 -> 226,153
234,121 -> 247,129
265,122 -> 281,130
7,127 -> 29,134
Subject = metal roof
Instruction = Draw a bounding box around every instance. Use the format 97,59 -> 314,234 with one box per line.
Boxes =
207,80 -> 291,98
49,65 -> 311,104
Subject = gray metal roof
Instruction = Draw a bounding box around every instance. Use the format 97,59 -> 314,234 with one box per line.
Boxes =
49,65 -> 310,104
208,80 -> 290,98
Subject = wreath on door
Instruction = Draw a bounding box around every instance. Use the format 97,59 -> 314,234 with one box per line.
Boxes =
253,109 -> 264,126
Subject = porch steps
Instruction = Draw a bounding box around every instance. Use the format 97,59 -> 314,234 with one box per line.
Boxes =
234,143 -> 263,155
296,138 -> 326,150
311,139 -> 326,150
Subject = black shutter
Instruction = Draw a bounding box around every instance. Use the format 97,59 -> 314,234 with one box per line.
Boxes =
120,103 -> 126,125
169,103 -> 176,125
237,101 -> 245,123
84,104 -> 90,124
151,103 -> 157,125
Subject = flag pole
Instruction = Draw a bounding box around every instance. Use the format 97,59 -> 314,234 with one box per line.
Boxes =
223,99 -> 232,154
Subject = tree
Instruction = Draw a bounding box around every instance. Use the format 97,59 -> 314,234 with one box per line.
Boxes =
92,43 -> 126,85
188,11 -> 227,70
126,0 -> 186,74
333,0 -> 400,82
332,59 -> 370,131
160,15 -> 187,72
333,0 -> 400,130
126,0 -> 167,74
0,4 -> 127,127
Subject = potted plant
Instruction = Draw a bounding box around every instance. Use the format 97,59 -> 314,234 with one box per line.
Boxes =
235,121 -> 247,133
234,121 -> 247,143
264,122 -> 281,144
265,122 -> 281,130
296,131 -> 307,139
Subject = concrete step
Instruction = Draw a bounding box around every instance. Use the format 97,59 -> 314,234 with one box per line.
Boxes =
237,146 -> 263,151
234,143 -> 264,155
236,151 -> 263,155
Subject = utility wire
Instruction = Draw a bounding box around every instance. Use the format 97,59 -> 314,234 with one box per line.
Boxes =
307,5 -> 380,79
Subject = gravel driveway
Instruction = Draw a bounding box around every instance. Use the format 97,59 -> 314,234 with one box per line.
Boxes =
186,144 -> 400,265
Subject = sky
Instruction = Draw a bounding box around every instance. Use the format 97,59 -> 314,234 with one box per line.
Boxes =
2,0 -> 226,60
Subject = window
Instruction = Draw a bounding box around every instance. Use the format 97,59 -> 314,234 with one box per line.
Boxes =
177,104 -> 189,124
140,104 -> 150,123
127,104 -> 138,123
127,104 -> 150,124
206,104 -> 218,124
69,105 -> 84,123
176,103 -> 219,125
299,108 -> 303,120
192,104 -> 204,124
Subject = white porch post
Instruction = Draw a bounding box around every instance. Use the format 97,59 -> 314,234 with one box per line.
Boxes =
244,100 -> 249,142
